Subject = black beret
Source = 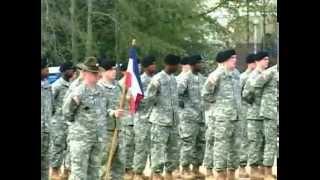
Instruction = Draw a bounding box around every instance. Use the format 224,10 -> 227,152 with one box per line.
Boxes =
59,61 -> 75,72
255,51 -> 269,61
164,54 -> 180,65
216,49 -> 236,63
246,53 -> 257,64
180,56 -> 190,65
189,54 -> 202,65
119,62 -> 128,71
141,55 -> 156,68
99,58 -> 116,71
41,57 -> 48,69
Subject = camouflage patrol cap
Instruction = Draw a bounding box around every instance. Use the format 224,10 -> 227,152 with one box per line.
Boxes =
81,57 -> 101,73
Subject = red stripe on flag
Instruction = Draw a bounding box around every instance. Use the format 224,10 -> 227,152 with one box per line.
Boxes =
129,93 -> 144,113
125,72 -> 132,88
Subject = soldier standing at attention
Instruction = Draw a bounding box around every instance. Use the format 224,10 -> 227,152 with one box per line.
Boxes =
118,62 -> 137,180
248,64 -> 278,180
98,58 -> 126,180
238,53 -> 257,178
145,54 -> 180,180
242,51 -> 270,180
203,62 -> 223,180
202,49 -> 241,180
41,57 -> 53,180
62,57 -> 117,180
177,55 -> 206,179
172,55 -> 190,179
49,62 -> 76,180
133,55 -> 157,180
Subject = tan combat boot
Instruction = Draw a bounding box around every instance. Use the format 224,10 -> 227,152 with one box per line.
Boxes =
216,170 -> 227,180
226,169 -> 236,180
124,169 -> 134,180
205,168 -> 214,180
264,166 -> 276,180
238,166 -> 250,178
151,173 -> 163,180
193,166 -> 205,179
172,168 -> 181,179
181,166 -> 195,180
50,167 -> 61,180
133,173 -> 145,180
60,168 -> 70,180
250,166 -> 262,180
164,171 -> 173,180
259,166 -> 265,179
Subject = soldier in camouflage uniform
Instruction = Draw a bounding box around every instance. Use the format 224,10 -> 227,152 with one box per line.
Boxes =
62,57 -> 122,180
203,63 -> 222,179
173,56 -> 190,179
202,49 -> 241,180
61,63 -> 84,177
177,55 -> 206,179
242,51 -> 270,180
133,55 -> 157,180
238,53 -> 257,178
145,54 -> 180,180
41,57 -> 53,180
98,59 -> 126,180
251,64 -> 278,180
49,62 -> 75,180
118,62 -> 136,180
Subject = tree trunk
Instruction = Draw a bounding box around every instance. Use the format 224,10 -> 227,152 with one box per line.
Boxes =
86,0 -> 93,56
246,0 -> 250,48
70,0 -> 78,62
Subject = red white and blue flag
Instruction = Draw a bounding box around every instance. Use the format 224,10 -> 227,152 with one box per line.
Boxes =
125,47 -> 144,113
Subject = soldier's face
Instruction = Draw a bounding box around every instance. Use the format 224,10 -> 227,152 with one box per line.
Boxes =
41,67 -> 49,79
147,64 -> 156,74
64,69 -> 76,80
225,55 -> 237,70
103,68 -> 117,80
166,64 -> 179,73
84,71 -> 99,83
262,57 -> 270,68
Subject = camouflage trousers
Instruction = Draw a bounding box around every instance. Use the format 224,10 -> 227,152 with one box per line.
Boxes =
262,118 -> 277,166
41,131 -> 50,180
247,119 -> 264,166
69,137 -> 104,180
133,119 -> 151,174
214,120 -> 241,171
203,123 -> 214,170
122,125 -> 135,171
179,120 -> 205,168
239,119 -> 249,167
49,115 -> 68,168
150,124 -> 179,173
101,130 -> 125,180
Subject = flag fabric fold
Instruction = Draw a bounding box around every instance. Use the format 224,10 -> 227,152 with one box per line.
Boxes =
125,47 -> 144,113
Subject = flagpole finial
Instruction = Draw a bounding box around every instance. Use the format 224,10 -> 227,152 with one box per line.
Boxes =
132,39 -> 136,46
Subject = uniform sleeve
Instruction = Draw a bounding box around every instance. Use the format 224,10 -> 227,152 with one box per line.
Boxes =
242,76 -> 256,103
144,77 -> 160,106
201,72 -> 220,103
62,89 -> 80,121
253,69 -> 273,88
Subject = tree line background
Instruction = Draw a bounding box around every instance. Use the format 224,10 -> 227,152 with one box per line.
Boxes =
41,0 -> 277,74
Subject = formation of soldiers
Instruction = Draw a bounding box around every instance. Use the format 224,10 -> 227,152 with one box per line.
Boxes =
41,48 -> 278,180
